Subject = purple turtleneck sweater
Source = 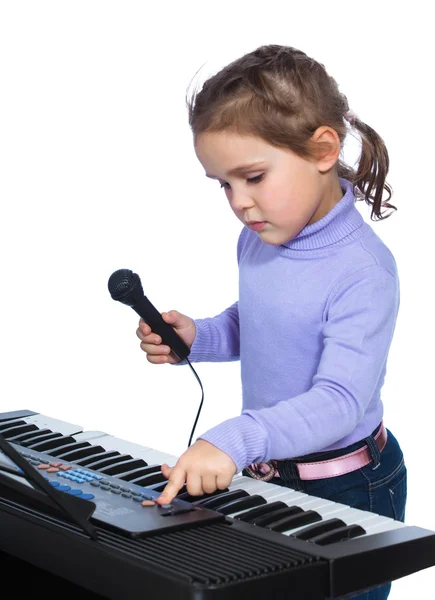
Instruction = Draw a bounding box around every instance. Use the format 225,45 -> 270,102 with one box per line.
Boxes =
186,178 -> 399,473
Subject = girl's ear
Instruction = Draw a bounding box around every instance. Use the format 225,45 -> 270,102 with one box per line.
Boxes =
311,126 -> 341,173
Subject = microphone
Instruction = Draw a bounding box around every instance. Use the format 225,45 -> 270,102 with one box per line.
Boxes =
108,268 -> 191,362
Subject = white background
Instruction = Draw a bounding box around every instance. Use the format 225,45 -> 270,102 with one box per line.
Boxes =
0,1 -> 433,596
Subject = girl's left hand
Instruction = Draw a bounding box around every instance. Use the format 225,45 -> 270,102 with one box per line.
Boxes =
156,439 -> 237,505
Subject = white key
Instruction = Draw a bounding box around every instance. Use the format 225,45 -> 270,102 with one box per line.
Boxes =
363,519 -> 406,535
24,413 -> 84,437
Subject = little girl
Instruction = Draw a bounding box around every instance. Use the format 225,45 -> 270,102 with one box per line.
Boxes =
137,44 -> 406,600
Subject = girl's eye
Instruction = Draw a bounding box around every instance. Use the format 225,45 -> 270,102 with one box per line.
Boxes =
220,174 -> 264,189
248,174 -> 264,184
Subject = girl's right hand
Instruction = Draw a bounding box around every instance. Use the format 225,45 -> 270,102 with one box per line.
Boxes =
136,310 -> 196,364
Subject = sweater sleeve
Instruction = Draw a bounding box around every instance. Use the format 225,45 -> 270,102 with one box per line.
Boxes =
187,302 -> 240,362
198,265 -> 400,472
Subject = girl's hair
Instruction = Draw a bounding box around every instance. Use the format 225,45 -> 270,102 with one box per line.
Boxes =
186,44 -> 395,221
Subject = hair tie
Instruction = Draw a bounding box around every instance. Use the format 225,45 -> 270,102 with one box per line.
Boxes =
345,110 -> 359,125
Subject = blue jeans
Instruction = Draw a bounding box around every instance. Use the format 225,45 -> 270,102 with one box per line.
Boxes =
251,424 -> 408,599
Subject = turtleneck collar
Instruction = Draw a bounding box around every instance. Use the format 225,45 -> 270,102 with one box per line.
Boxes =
278,178 -> 364,256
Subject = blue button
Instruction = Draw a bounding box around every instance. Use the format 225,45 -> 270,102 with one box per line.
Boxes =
49,481 -> 60,487
66,489 -> 83,496
80,493 -> 95,500
56,485 -> 71,492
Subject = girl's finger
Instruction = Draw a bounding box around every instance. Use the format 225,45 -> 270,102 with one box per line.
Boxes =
185,471 -> 203,498
202,474 -> 218,495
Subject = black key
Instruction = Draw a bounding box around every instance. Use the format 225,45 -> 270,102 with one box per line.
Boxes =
27,435 -> 77,451
0,423 -> 39,438
176,485 -> 230,503
130,471 -> 166,486
235,500 -> 287,522
194,489 -> 249,509
49,442 -> 93,457
98,458 -> 147,476
310,524 -> 366,545
215,494 -> 266,515
118,464 -> 161,481
146,481 -> 171,493
74,451 -> 122,467
267,510 -> 322,533
116,466 -> 156,481
54,445 -> 106,462
252,505 -> 303,527
83,454 -> 134,471
7,428 -> 53,443
0,419 -> 28,432
20,432 -> 64,447
292,518 -> 347,540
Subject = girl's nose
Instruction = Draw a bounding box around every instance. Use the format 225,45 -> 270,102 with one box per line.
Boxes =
230,192 -> 254,211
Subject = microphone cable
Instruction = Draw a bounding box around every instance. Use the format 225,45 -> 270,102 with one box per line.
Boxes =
185,357 -> 204,448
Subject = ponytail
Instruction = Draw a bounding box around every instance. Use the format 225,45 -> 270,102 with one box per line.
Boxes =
339,112 -> 395,220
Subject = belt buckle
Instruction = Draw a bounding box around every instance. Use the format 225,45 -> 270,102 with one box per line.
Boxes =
245,461 -> 276,482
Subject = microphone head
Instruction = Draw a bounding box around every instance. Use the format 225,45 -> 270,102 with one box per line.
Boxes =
108,269 -> 144,306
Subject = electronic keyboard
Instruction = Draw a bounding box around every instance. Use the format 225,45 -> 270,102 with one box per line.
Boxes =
1,409 -> 435,600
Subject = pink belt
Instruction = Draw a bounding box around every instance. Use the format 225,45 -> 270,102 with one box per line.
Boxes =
246,422 -> 388,482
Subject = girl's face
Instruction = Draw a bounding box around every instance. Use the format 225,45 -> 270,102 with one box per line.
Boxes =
195,130 -> 343,246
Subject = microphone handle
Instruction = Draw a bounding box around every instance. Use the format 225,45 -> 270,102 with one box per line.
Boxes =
132,295 -> 191,362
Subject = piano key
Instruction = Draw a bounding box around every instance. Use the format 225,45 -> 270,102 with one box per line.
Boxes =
0,419 -> 28,431
115,464 -> 162,481
19,433 -> 66,447
0,423 -> 40,437
194,489 -> 249,509
27,435 -> 77,452
48,442 -> 94,458
176,488 -> 227,502
19,413 -> 84,436
97,458 -> 148,476
235,500 -> 288,522
213,494 -> 266,515
310,524 -> 367,545
6,428 -> 55,443
251,506 -> 303,527
129,471 -> 167,486
291,518 -> 347,540
280,507 -> 379,538
307,504 -> 383,527
267,510 -> 322,533
361,519 -> 406,535
51,445 -> 106,462
81,454 -> 135,471
73,450 -> 122,467
229,476 -> 309,501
